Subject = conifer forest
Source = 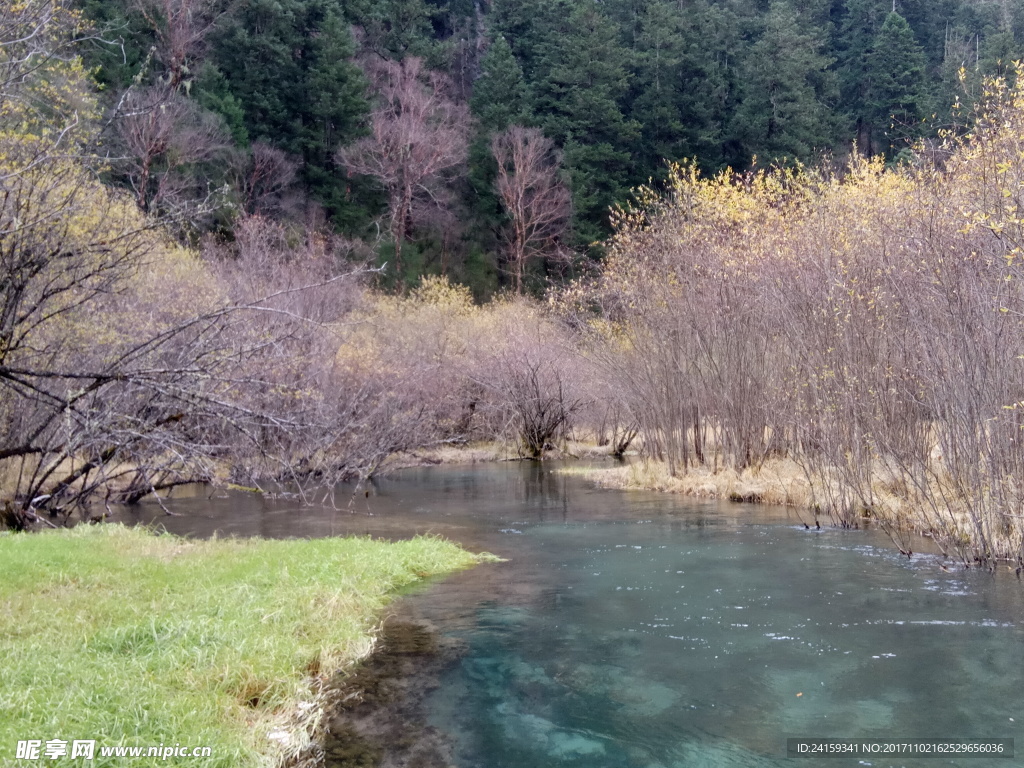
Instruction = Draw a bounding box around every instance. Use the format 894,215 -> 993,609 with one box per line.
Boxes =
68,0 -> 1024,285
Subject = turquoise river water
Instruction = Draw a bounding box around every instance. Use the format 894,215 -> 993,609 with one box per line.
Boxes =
130,462 -> 1024,768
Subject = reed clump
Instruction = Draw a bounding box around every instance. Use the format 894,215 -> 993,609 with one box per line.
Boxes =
560,458 -> 814,508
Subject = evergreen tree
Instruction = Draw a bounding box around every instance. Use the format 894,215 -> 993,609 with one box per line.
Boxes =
980,28 -> 1021,79
893,0 -> 959,74
866,11 -> 927,157
788,0 -> 837,30
601,0 -> 648,46
732,1 -> 837,164
835,0 -> 890,153
78,0 -> 155,91
76,0 -> 1024,279
344,0 -> 442,64
209,0 -> 370,226
470,35 -> 530,133
629,0 -> 687,170
210,0 -> 303,151
532,0 -> 639,246
466,35 -> 533,288
490,0 -> 564,82
629,0 -> 737,173
194,64 -> 249,146
301,10 -> 372,224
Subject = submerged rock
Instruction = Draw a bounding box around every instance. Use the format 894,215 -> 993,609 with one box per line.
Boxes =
496,707 -> 606,759
549,730 -> 606,758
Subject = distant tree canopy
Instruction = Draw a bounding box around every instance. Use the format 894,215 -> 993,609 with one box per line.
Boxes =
74,0 -> 1024,290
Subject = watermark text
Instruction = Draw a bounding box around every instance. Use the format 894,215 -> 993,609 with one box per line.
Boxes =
15,739 -> 212,760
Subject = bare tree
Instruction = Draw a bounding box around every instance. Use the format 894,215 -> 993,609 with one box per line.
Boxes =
1,0 -> 458,529
491,126 -> 572,294
133,0 -> 223,92
235,142 -> 300,217
336,57 -> 468,274
0,167 -> 377,527
117,85 -> 231,216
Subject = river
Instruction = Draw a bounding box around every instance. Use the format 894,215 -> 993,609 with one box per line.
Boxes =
125,462 -> 1024,767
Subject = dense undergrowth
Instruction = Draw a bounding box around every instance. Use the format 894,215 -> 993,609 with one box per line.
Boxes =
562,69 -> 1024,568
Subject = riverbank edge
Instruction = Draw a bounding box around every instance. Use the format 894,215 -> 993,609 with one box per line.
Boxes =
555,459 -> 989,564
557,458 -> 815,509
385,438 -> 618,471
0,441 -> 615,525
0,525 -> 498,768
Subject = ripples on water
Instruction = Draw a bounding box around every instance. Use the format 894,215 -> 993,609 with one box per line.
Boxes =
128,463 -> 1024,767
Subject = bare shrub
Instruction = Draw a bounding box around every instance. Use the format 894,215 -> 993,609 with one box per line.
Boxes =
339,278 -> 586,459
470,306 -> 584,458
571,68 -> 1024,565
234,142 -> 300,218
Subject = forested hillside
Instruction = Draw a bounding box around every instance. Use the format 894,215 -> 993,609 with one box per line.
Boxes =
76,0 -> 1024,293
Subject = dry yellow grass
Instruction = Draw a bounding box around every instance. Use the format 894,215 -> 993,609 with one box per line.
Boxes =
560,458 -> 815,508
387,441 -> 511,469
388,436 -> 618,470
562,440 -> 618,459
561,457 -> 1024,563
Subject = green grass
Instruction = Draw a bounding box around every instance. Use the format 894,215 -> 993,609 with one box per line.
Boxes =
0,525 -> 491,767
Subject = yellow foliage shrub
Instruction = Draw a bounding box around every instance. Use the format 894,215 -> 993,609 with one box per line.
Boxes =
573,67 -> 1024,565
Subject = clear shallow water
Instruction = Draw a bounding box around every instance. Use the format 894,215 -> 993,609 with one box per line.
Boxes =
127,462 -> 1024,767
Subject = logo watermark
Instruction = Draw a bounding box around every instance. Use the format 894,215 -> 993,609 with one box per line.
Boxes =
15,740 -> 212,761
786,738 -> 1014,758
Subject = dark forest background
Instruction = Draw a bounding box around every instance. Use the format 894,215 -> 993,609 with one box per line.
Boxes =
79,0 -> 1024,293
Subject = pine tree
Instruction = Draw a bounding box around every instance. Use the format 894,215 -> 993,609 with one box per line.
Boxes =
490,0 -> 574,84
836,0 -> 891,153
532,0 -> 639,247
464,35 -> 532,289
300,9 -> 371,226
630,0 -> 687,170
77,0 -> 155,91
211,0 -> 304,154
630,0 -> 737,173
344,0 -> 442,63
194,64 -> 249,146
210,0 -> 369,225
470,36 -> 530,133
981,29 -> 1020,79
866,12 -> 927,157
732,1 -> 837,164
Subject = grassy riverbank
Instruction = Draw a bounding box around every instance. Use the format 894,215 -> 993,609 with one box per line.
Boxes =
560,459 -> 1020,564
387,437 -> 615,470
0,525 -> 491,767
559,458 -> 813,507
